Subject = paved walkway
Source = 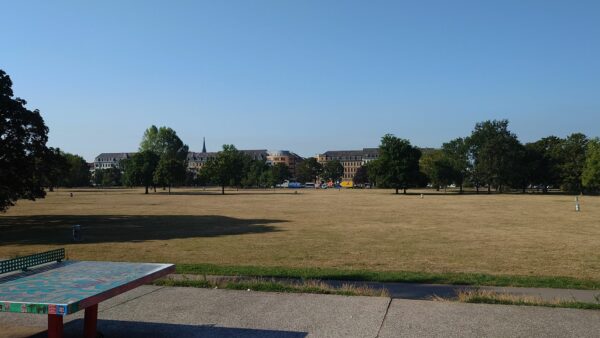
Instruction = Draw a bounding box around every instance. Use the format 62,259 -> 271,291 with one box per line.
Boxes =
2,286 -> 600,337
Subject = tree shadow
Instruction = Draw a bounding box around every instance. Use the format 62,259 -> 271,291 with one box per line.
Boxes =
0,215 -> 285,245
29,319 -> 307,338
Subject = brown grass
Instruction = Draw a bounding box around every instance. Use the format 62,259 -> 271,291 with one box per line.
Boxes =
433,289 -> 600,310
1,188 -> 599,280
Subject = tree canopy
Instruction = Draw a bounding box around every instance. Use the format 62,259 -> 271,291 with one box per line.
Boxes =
582,138 -> 600,192
297,158 -> 322,183
201,145 -> 247,194
0,70 -> 51,211
370,134 -> 421,194
322,160 -> 344,183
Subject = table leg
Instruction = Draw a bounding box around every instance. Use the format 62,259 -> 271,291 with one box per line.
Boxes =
84,304 -> 98,338
48,314 -> 63,338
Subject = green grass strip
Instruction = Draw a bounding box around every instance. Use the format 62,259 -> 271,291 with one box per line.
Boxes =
176,264 -> 600,290
155,279 -> 368,296
462,296 -> 600,310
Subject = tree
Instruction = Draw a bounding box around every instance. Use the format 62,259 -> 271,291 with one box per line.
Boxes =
524,136 -> 563,193
241,159 -> 271,188
40,147 -> 68,192
322,160 -> 344,183
201,144 -> 246,194
297,158 -> 322,183
441,138 -> 470,193
123,150 -> 160,193
370,134 -> 422,194
103,168 -> 122,187
139,125 -> 189,161
582,138 -> 600,192
139,125 -> 188,193
154,156 -> 186,194
60,153 -> 91,187
0,70 -> 51,211
93,169 -> 104,187
559,133 -> 588,193
271,163 -> 291,185
466,120 -> 523,193
353,165 -> 369,186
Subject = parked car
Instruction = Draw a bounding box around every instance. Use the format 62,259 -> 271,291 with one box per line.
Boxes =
305,182 -> 316,188
288,181 -> 303,188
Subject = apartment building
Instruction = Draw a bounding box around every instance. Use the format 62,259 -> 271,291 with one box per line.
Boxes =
317,148 -> 379,182
267,150 -> 304,178
93,153 -> 135,170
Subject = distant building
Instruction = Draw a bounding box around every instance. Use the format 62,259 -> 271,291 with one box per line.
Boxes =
317,148 -> 379,182
93,153 -> 135,170
267,150 -> 304,178
187,149 -> 270,172
187,152 -> 218,171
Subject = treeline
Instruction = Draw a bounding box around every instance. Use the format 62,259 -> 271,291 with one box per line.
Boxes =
361,120 -> 600,194
1,70 -> 92,211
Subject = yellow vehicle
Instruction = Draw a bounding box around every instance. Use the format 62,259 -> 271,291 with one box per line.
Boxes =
340,181 -> 354,188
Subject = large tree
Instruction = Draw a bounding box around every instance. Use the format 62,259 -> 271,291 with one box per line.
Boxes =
0,70 -> 51,211
40,147 -> 68,192
139,125 -> 189,161
466,120 -> 523,193
297,158 -> 323,183
154,156 -> 186,194
139,125 -> 188,192
441,137 -> 470,193
123,150 -> 160,193
371,134 -> 422,194
322,160 -> 344,183
353,165 -> 369,186
559,133 -> 588,193
60,153 -> 91,187
582,138 -> 600,192
524,136 -> 563,193
201,144 -> 246,194
271,163 -> 291,185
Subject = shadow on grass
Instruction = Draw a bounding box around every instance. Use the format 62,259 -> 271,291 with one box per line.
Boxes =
29,319 -> 307,338
0,215 -> 285,245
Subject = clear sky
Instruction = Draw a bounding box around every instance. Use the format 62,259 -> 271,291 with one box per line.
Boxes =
2,0 -> 599,161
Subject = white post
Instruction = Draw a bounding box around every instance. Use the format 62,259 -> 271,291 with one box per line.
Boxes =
575,196 -> 580,212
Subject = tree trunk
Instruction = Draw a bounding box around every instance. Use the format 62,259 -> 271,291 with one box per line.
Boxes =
395,188 -> 399,194
222,185 -> 225,195
168,185 -> 171,195
487,185 -> 491,194
145,185 -> 149,194
476,185 -> 479,194
49,186 -> 54,192
403,187 -> 407,194
153,185 -> 157,193
459,184 -> 463,194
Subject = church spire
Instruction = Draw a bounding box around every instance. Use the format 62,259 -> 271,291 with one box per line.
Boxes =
202,137 -> 206,153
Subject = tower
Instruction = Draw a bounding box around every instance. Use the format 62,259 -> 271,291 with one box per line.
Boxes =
202,137 -> 206,153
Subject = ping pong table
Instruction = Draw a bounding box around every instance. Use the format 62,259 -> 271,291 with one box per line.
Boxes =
0,248 -> 174,338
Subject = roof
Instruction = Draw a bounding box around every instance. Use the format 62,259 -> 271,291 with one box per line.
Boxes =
94,153 -> 135,161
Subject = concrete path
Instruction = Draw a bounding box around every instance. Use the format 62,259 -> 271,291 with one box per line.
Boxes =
1,286 -> 600,338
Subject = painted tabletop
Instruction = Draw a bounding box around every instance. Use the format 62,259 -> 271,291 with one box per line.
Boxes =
0,261 -> 174,315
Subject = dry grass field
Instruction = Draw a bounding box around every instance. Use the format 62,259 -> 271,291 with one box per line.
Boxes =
1,188 -> 599,281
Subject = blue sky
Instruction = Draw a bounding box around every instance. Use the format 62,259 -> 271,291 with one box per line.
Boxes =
2,0 -> 599,161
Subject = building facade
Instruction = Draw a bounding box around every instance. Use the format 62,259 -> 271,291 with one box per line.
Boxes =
266,150 -> 304,178
317,148 -> 380,182
93,153 -> 135,170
